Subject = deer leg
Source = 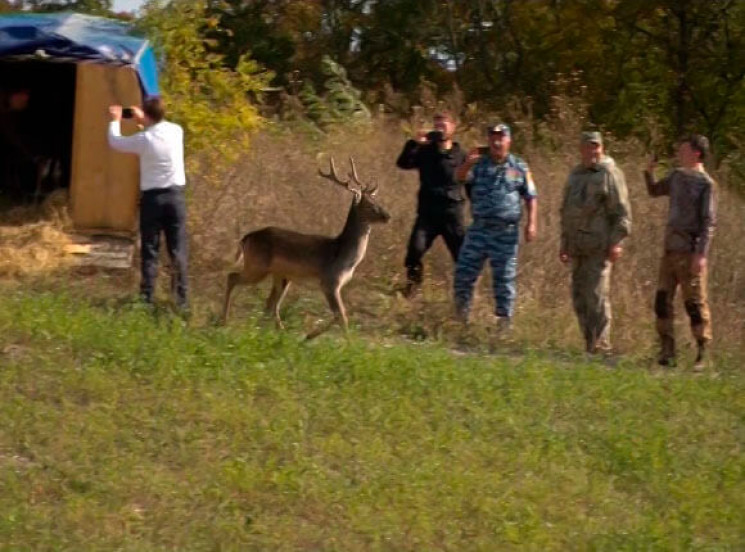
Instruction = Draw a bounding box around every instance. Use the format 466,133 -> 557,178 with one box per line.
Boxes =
305,285 -> 348,341
221,269 -> 267,325
333,287 -> 349,335
221,271 -> 243,324
265,277 -> 290,329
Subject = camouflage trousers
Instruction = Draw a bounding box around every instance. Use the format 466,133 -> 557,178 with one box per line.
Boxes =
571,254 -> 612,353
454,221 -> 519,319
655,252 -> 712,345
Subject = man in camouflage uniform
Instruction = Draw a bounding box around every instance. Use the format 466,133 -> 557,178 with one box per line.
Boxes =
645,134 -> 716,369
560,131 -> 632,354
453,123 -> 538,329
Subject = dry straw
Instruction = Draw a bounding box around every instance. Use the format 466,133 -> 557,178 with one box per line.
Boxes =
0,189 -> 74,277
186,109 -> 745,356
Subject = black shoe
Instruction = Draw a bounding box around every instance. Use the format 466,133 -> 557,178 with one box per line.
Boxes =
658,356 -> 676,367
693,341 -> 708,371
401,281 -> 419,299
658,336 -> 676,367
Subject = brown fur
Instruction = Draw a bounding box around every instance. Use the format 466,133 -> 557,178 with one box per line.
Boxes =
222,158 -> 390,339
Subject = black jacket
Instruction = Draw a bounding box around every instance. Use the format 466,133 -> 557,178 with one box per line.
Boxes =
396,139 -> 468,214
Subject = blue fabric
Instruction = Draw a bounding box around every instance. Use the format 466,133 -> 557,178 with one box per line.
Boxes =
454,221 -> 520,318
467,153 -> 536,223
0,12 -> 159,96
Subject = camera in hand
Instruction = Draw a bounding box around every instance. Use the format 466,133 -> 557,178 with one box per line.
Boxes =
122,107 -> 135,119
478,146 -> 490,155
426,130 -> 444,143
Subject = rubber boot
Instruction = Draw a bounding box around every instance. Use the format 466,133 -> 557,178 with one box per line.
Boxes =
658,335 -> 676,367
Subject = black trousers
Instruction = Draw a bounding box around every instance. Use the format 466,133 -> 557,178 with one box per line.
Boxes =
405,209 -> 466,284
139,187 -> 188,307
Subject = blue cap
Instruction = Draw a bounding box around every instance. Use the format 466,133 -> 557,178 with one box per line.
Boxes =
487,123 -> 511,137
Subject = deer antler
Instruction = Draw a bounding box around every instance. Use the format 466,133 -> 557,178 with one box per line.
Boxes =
348,156 -> 379,196
318,156 -> 355,193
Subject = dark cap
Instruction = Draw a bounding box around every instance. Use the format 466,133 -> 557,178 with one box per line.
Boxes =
683,134 -> 710,160
433,110 -> 455,122
487,123 -> 511,137
581,131 -> 603,145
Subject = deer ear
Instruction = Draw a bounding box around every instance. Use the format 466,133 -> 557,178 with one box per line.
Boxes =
367,178 -> 379,198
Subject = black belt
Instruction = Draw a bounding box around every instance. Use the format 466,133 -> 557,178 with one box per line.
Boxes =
141,186 -> 184,196
473,217 -> 517,228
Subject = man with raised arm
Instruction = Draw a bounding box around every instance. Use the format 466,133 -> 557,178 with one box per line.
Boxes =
396,111 -> 467,298
560,131 -> 631,355
453,123 -> 537,332
108,97 -> 189,311
645,134 -> 716,369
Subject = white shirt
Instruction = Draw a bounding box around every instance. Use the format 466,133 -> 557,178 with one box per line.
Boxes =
108,120 -> 186,191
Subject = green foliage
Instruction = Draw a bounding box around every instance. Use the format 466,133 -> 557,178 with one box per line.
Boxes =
0,0 -> 18,13
0,288 -> 744,548
322,56 -> 370,121
136,0 -> 268,167
191,0 -> 745,179
298,56 -> 370,128
15,0 -> 112,14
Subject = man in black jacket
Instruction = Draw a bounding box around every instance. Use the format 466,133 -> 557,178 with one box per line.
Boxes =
396,112 -> 467,297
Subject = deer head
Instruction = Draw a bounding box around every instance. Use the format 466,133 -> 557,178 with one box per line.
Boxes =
318,156 -> 390,224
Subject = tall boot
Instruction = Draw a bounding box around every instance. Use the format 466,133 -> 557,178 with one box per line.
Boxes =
693,340 -> 708,372
658,335 -> 676,367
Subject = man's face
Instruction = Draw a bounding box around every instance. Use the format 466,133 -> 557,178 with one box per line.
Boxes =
580,141 -> 603,166
433,116 -> 456,140
488,131 -> 511,157
9,90 -> 30,111
677,142 -> 700,166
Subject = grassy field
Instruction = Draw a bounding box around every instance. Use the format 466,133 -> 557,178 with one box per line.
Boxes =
1,286 -> 744,550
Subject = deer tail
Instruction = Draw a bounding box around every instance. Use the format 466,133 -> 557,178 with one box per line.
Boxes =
234,235 -> 247,265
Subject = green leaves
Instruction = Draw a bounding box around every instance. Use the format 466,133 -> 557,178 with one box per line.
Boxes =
137,0 -> 267,166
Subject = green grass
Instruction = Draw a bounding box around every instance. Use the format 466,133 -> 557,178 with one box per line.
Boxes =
1,289 -> 744,550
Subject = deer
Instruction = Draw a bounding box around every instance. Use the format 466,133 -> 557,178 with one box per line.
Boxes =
221,156 -> 391,340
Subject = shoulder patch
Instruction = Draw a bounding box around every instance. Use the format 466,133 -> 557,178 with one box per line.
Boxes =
525,170 -> 537,195
510,155 -> 529,173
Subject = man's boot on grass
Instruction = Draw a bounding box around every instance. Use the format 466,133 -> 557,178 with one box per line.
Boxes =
693,340 -> 708,372
401,280 -> 419,299
658,335 -> 676,367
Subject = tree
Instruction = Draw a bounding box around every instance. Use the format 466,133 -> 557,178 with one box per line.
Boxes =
137,0 -> 268,163
21,0 -> 112,14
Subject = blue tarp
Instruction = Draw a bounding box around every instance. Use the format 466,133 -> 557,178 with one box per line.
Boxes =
0,12 -> 159,96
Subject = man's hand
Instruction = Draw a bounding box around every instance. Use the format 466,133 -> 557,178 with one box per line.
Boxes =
524,221 -> 537,242
646,155 -> 658,174
130,105 -> 145,124
608,244 -> 623,263
109,105 -> 123,122
559,250 -> 570,264
465,147 -> 483,164
455,148 -> 482,182
691,253 -> 707,275
415,130 -> 429,144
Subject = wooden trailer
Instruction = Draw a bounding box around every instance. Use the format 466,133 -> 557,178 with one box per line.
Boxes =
0,13 -> 161,267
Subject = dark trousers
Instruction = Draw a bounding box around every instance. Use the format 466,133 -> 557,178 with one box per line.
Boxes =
405,209 -> 466,284
139,187 -> 188,307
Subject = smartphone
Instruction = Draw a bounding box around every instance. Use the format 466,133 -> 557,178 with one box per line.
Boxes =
478,146 -> 489,155
122,107 -> 134,119
426,130 -> 444,142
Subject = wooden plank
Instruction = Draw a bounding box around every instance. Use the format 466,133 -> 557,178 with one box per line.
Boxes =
69,64 -> 141,235
64,233 -> 135,270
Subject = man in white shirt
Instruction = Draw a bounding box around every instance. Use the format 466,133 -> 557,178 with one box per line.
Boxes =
108,97 -> 188,310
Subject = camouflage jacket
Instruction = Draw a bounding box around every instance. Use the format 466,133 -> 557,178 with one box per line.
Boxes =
644,168 -> 716,256
464,153 -> 537,223
560,156 -> 632,256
